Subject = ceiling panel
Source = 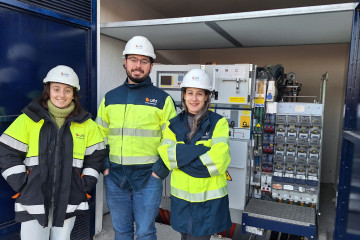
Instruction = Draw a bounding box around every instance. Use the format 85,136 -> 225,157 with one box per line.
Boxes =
100,3 -> 358,50
217,11 -> 353,47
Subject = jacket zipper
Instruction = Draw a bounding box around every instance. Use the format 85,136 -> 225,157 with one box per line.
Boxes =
51,120 -> 67,223
120,103 -> 134,189
51,125 -> 59,211
121,104 -> 126,165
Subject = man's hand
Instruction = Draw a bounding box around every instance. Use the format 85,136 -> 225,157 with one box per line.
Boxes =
103,168 -> 109,176
152,172 -> 159,178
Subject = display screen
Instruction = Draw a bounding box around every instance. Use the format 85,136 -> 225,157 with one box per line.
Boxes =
161,76 -> 172,86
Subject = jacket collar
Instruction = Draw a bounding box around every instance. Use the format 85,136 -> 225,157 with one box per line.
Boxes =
22,100 -> 91,124
124,76 -> 153,89
170,110 -> 211,144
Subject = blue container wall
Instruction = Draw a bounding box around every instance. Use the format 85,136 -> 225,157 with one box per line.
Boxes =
0,2 -> 95,239
0,6 -> 91,117
335,5 -> 360,240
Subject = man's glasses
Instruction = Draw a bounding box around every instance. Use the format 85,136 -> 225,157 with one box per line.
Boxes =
126,57 -> 151,66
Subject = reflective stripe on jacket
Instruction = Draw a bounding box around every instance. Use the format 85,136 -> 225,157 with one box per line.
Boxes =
96,77 -> 176,191
0,100 -> 106,227
158,110 -> 232,236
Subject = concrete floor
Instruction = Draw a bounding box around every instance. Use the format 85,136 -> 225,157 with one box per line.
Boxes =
93,213 -> 179,240
93,214 -> 231,240
318,183 -> 337,240
94,183 -> 336,240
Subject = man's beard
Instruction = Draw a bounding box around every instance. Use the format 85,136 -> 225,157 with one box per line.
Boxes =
127,68 -> 148,83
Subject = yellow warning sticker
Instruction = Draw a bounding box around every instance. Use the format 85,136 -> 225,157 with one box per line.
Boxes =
255,98 -> 265,104
256,123 -> 261,128
226,171 -> 232,181
229,97 -> 246,103
240,116 -> 251,128
243,111 -> 251,115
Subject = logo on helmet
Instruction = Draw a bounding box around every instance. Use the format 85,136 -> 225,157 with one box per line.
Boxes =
61,72 -> 69,77
135,44 -> 143,49
192,76 -> 200,81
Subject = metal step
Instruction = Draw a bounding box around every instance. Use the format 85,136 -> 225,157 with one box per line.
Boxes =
242,198 -> 317,238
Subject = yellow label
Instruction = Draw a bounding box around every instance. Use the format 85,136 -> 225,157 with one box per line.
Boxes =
226,171 -> 232,181
255,98 -> 265,104
229,97 -> 246,103
240,116 -> 251,128
256,123 -> 261,127
243,111 -> 251,115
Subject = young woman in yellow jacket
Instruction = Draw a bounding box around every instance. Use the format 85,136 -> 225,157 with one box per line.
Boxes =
0,65 -> 106,240
157,69 -> 232,240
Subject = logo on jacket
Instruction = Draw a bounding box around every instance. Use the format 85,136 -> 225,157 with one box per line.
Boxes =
200,131 -> 210,139
76,133 -> 84,139
145,97 -> 157,105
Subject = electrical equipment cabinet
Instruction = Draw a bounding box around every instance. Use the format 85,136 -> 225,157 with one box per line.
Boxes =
242,102 -> 325,239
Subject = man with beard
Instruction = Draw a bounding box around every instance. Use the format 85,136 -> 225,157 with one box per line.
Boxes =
96,36 -> 177,240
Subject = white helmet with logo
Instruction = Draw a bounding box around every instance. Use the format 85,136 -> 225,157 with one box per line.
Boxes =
43,65 -> 80,91
181,69 -> 212,91
123,36 -> 156,60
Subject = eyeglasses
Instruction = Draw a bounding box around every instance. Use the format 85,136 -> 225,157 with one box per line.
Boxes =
126,57 -> 151,66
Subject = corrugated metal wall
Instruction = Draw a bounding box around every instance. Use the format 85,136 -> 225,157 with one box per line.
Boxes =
18,0 -> 92,21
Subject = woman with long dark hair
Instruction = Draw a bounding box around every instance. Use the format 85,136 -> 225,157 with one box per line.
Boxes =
158,69 -> 232,240
0,65 -> 106,240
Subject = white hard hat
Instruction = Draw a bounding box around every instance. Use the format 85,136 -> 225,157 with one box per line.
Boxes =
123,36 -> 156,60
43,65 -> 80,91
181,69 -> 212,91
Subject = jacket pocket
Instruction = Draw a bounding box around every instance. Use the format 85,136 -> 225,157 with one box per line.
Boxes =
71,168 -> 87,202
17,166 -> 43,203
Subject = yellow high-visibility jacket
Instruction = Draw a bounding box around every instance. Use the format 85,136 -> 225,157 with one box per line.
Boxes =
158,110 -> 232,236
0,100 -> 106,227
96,77 -> 176,191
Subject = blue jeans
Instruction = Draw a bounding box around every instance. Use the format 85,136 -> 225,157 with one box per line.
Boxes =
105,174 -> 162,240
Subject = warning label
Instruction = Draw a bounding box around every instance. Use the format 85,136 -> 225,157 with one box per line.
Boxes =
226,171 -> 232,181
240,116 -> 250,128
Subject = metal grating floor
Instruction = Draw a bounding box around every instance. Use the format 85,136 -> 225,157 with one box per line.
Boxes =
243,198 -> 315,227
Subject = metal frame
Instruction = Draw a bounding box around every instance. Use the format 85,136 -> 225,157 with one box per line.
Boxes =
242,213 -> 316,238
334,3 -> 360,239
100,3 -> 357,50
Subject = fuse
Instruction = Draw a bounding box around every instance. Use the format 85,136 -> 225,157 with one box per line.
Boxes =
276,114 -> 287,124
299,115 -> 311,126
275,145 -> 285,155
311,115 -> 322,126
286,146 -> 296,157
276,126 -> 286,136
296,164 -> 306,179
287,115 -> 298,125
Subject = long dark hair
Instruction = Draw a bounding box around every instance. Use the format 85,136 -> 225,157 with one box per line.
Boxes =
38,83 -> 81,119
181,88 -> 211,140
